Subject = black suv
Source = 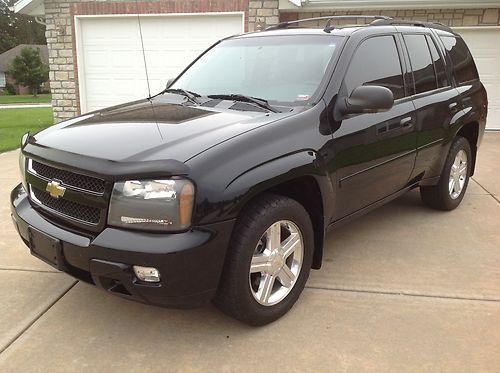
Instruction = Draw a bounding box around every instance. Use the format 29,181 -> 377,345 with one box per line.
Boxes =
11,16 -> 487,325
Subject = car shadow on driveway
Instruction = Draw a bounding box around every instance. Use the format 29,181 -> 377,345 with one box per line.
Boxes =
314,184 -> 500,301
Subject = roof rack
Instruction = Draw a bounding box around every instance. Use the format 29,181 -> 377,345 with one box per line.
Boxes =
266,15 -> 392,33
265,15 -> 453,34
369,18 -> 453,33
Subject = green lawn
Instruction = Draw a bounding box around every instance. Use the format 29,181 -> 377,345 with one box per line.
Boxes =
0,94 -> 52,104
0,107 -> 54,153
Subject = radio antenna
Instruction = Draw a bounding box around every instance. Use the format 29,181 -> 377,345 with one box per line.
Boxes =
135,0 -> 163,139
135,0 -> 152,98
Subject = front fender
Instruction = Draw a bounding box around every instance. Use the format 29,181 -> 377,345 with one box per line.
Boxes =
224,150 -> 333,219
191,149 -> 333,228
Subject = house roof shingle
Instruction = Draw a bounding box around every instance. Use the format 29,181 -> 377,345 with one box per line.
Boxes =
0,44 -> 49,72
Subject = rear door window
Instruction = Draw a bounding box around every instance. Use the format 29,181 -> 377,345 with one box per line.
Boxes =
344,35 -> 405,100
440,36 -> 479,85
403,34 -> 438,94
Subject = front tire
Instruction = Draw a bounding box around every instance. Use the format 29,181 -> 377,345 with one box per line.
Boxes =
420,136 -> 472,211
215,194 -> 314,326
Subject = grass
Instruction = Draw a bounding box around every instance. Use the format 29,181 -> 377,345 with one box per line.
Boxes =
0,107 -> 54,153
0,94 -> 52,104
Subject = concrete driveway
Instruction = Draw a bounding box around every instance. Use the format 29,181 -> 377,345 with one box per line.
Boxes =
1,133 -> 499,372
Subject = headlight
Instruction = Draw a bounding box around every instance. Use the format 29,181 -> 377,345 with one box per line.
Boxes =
108,179 -> 194,231
18,152 -> 27,191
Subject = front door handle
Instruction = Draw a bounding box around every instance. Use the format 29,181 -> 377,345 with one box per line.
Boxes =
400,117 -> 413,128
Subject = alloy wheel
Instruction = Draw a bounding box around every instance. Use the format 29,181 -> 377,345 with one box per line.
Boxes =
249,220 -> 304,306
449,149 -> 468,199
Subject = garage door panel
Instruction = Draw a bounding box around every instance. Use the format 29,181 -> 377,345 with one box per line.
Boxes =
78,14 -> 243,113
111,52 -> 145,67
473,58 -> 497,76
84,51 -> 108,66
456,28 -> 500,129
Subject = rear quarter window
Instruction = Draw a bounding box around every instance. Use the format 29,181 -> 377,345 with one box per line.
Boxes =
403,34 -> 438,94
426,35 -> 448,88
440,36 -> 479,85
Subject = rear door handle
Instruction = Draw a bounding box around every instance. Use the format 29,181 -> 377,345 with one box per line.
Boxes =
400,117 -> 413,128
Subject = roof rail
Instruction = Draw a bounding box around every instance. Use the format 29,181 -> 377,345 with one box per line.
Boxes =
369,18 -> 453,33
266,15 -> 392,33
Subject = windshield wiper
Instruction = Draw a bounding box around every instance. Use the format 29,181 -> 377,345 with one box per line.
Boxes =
163,88 -> 201,105
207,94 -> 279,113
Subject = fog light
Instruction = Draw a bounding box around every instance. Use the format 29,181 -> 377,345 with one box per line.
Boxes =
133,266 -> 161,283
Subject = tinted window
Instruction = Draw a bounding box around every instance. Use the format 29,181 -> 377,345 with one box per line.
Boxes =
426,35 -> 448,87
172,35 -> 341,104
404,34 -> 437,94
440,36 -> 479,84
344,36 -> 404,100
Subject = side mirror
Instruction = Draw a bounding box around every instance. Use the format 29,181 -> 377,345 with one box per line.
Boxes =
337,85 -> 394,115
165,78 -> 175,89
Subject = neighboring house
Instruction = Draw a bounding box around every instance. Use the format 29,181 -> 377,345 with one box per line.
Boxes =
12,0 -> 500,129
0,44 -> 49,95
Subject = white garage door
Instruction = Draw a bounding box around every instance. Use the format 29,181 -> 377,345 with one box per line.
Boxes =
76,13 -> 244,113
455,27 -> 500,130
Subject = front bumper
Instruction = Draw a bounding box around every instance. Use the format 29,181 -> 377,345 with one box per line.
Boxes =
10,184 -> 235,308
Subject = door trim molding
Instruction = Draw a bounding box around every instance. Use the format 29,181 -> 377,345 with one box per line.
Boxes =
339,149 -> 416,184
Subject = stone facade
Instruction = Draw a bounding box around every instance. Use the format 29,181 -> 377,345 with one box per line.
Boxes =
281,8 -> 500,27
248,0 -> 279,31
45,0 -> 78,122
42,0 -> 497,123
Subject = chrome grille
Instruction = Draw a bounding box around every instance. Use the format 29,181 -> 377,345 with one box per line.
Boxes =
31,160 -> 105,194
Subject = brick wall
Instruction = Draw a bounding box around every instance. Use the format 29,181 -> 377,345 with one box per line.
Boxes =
280,8 -> 500,27
44,0 -> 252,123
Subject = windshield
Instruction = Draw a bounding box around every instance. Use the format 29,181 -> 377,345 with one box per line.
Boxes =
170,35 -> 342,105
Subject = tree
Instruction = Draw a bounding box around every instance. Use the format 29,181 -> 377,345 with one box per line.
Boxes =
8,47 -> 49,96
0,31 -> 17,54
0,0 -> 46,54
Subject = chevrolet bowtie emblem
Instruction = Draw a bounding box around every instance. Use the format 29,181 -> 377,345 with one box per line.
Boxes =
46,180 -> 66,199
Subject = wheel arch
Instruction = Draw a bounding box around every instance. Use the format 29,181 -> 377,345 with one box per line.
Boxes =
223,151 -> 334,270
266,176 -> 326,270
455,121 -> 479,176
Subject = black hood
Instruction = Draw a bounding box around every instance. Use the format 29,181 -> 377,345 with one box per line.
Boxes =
29,95 -> 296,164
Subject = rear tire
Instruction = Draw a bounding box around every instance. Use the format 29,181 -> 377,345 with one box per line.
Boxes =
420,136 -> 472,211
214,194 -> 314,326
